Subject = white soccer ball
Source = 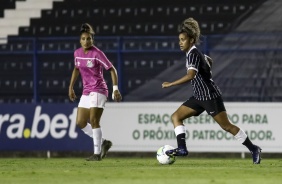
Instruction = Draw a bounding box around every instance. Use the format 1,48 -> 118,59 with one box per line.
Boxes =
156,145 -> 176,165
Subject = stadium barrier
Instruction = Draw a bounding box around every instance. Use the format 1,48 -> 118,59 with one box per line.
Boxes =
0,102 -> 281,153
1,34 -> 281,102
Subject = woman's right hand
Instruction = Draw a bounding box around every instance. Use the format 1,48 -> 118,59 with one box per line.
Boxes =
162,82 -> 172,88
68,88 -> 77,102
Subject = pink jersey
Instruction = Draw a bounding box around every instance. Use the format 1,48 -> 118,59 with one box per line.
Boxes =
74,46 -> 113,97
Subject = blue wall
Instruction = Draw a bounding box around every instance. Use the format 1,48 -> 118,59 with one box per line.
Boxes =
0,104 -> 93,151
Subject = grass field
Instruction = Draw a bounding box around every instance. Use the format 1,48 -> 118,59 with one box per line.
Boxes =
0,157 -> 281,184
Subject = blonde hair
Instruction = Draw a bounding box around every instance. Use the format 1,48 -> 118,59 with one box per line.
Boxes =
178,17 -> 200,44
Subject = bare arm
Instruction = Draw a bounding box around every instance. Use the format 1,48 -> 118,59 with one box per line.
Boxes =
110,67 -> 118,86
109,67 -> 122,102
68,67 -> 80,101
162,69 -> 196,88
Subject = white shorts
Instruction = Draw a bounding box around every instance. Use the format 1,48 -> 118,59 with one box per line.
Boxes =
78,92 -> 107,109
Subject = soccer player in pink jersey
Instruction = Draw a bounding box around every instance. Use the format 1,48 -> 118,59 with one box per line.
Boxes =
68,23 -> 122,161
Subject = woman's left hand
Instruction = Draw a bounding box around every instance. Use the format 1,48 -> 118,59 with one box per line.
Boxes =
112,90 -> 122,102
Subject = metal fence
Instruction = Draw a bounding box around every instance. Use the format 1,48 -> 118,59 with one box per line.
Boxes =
0,34 -> 281,103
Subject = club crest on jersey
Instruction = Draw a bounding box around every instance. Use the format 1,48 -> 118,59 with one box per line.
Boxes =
86,60 -> 93,68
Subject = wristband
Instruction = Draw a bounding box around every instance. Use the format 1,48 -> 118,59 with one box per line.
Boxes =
113,85 -> 118,91
112,85 -> 118,100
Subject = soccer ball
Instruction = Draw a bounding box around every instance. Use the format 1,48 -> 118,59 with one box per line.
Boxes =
156,145 -> 176,165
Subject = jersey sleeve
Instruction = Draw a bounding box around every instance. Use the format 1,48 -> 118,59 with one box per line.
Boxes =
97,50 -> 113,70
186,53 -> 200,72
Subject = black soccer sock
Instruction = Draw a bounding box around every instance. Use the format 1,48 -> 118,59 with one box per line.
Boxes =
176,133 -> 187,149
242,137 -> 255,151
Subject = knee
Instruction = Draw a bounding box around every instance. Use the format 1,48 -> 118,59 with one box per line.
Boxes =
171,113 -> 176,123
89,118 -> 100,128
76,118 -> 87,129
171,113 -> 181,124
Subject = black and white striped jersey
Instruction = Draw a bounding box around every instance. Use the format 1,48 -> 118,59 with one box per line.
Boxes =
186,46 -> 222,100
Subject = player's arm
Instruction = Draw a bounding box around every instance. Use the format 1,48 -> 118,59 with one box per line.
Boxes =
109,67 -> 122,102
162,69 -> 196,88
68,67 -> 80,101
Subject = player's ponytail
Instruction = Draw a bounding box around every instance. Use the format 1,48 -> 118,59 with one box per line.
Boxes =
80,23 -> 95,36
178,17 -> 200,44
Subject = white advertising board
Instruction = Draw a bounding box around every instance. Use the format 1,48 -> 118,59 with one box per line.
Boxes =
101,102 -> 282,153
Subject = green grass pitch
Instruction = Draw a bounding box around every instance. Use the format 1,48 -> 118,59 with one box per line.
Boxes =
0,157 -> 281,184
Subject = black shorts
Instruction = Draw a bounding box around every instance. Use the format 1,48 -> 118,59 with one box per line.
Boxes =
182,96 -> 226,117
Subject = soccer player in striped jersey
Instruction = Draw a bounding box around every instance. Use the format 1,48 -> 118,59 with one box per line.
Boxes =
68,23 -> 122,161
162,18 -> 261,164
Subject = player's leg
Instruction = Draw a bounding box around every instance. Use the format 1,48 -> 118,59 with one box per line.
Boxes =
166,97 -> 202,157
90,110 -> 113,159
86,92 -> 112,161
86,107 -> 104,161
172,105 -> 198,146
204,96 -> 242,136
76,107 -> 89,127
213,111 -> 239,135
213,111 -> 261,164
77,95 -> 92,137
76,112 -> 93,138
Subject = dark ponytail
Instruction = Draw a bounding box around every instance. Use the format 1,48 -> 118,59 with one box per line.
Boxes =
80,23 -> 95,36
